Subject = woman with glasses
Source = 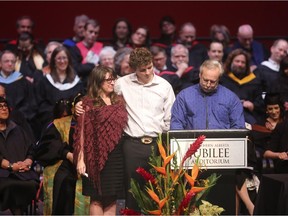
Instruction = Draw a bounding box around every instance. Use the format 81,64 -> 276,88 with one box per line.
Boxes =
73,65 -> 128,215
0,97 -> 39,215
35,46 -> 84,133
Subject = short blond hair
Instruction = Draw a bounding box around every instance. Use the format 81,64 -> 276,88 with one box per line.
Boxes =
200,60 -> 224,76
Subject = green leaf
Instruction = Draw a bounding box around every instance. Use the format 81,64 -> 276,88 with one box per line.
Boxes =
195,173 -> 221,206
130,179 -> 156,213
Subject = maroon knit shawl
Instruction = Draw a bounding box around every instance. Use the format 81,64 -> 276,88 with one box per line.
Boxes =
73,96 -> 128,193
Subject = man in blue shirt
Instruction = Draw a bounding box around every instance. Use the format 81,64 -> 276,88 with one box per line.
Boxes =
171,59 -> 245,129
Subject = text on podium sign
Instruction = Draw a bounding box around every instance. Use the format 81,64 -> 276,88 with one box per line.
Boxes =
170,138 -> 247,169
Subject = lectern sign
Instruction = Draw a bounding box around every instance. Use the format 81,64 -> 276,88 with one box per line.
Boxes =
168,130 -> 248,169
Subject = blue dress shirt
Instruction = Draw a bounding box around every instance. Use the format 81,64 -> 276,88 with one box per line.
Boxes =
170,84 -> 245,130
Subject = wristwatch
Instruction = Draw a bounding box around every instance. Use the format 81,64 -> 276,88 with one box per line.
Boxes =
7,163 -> 13,171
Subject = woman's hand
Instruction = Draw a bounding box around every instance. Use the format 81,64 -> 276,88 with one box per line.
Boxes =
77,159 -> 86,176
75,101 -> 85,117
66,152 -> 73,163
17,159 -> 32,172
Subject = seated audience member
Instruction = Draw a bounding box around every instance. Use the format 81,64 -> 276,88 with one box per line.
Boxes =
231,24 -> 268,71
70,19 -> 103,85
114,47 -> 133,77
5,15 -> 37,47
10,32 -> 45,84
128,26 -> 150,49
32,98 -> 89,215
175,22 -> 208,69
15,15 -> 34,35
111,18 -> 132,51
0,97 -> 39,215
170,59 -> 245,130
255,39 -> 288,93
267,56 -> 288,114
153,15 -> 177,48
35,46 -> 84,132
42,41 -> 63,75
210,24 -> 231,61
63,14 -> 89,48
99,46 -> 116,69
263,117 -> 288,173
251,93 -> 285,145
250,93 -> 285,173
150,45 -> 168,74
159,44 -> 199,94
0,84 -> 35,142
207,41 -> 224,63
220,49 -> 265,124
0,50 -> 37,122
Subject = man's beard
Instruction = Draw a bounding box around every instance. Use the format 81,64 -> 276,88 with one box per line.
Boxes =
231,65 -> 247,78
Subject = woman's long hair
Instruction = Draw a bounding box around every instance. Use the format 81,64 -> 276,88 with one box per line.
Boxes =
49,46 -> 76,83
112,18 -> 132,45
87,65 -> 118,102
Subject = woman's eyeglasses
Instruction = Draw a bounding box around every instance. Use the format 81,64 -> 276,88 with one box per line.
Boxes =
55,57 -> 68,62
104,78 -> 117,84
0,104 -> 8,110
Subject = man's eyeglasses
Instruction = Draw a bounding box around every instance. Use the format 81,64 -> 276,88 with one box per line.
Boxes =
55,57 -> 68,62
202,78 -> 218,86
104,78 -> 117,84
0,104 -> 8,110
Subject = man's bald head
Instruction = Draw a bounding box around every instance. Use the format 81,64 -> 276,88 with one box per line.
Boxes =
237,24 -> 254,49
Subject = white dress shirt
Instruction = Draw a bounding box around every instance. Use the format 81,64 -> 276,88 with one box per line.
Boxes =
115,73 -> 175,137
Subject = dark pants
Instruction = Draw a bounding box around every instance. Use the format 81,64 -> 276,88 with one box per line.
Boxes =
122,137 -> 157,211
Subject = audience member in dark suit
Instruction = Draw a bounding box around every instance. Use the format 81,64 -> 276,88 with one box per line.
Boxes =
175,22 -> 208,69
269,56 -> 288,115
159,44 -> 199,94
0,50 -> 37,123
220,49 -> 265,124
231,24 -> 269,71
255,39 -> 288,93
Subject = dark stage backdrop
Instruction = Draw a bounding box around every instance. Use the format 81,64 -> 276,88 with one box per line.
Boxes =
0,1 -> 287,48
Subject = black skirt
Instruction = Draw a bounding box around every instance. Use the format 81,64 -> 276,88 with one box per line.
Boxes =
82,142 -> 124,207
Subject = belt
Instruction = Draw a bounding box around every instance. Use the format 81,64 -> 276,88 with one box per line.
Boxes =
123,134 -> 157,145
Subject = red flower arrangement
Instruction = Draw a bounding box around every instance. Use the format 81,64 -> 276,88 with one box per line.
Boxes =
121,134 -> 224,215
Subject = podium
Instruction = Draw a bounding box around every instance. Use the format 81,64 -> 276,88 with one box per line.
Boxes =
166,129 -> 249,215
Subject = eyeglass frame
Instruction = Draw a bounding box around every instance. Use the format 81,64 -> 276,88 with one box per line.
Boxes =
103,78 -> 117,84
55,56 -> 68,62
0,103 -> 8,110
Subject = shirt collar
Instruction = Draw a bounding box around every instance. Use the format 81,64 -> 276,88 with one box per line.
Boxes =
130,72 -> 159,86
261,58 -> 280,71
